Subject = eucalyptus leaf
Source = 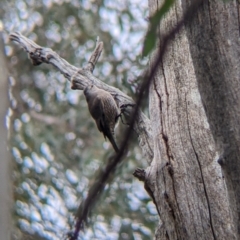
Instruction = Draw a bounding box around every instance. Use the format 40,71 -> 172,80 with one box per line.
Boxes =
142,0 -> 175,57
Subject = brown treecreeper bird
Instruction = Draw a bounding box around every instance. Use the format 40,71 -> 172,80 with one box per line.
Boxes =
84,84 -> 120,152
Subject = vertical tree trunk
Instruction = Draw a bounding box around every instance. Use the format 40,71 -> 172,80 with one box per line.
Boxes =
147,0 -> 238,239
186,0 -> 240,236
0,28 -> 11,239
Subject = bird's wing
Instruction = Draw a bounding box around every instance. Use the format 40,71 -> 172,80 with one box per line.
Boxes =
97,115 -> 107,139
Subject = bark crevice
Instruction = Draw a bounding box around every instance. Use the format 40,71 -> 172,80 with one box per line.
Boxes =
153,72 -> 173,163
185,95 -> 216,240
207,0 -> 213,30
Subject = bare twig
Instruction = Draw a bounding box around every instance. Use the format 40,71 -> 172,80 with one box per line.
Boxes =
85,40 -> 104,72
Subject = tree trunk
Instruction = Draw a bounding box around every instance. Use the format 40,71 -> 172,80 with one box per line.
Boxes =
147,0 -> 239,239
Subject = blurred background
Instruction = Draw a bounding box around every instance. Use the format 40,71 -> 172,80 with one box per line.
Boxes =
1,0 -> 158,239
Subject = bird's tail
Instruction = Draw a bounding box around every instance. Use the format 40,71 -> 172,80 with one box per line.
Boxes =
107,131 -> 119,153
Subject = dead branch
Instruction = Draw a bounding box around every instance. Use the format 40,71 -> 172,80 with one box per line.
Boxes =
9,32 -> 154,161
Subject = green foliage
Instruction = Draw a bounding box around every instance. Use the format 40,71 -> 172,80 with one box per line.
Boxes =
142,0 -> 175,57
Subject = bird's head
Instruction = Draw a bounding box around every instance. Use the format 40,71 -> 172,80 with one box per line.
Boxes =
84,84 -> 100,101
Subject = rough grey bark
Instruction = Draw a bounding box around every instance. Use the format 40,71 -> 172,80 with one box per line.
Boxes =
186,0 -> 240,236
0,29 -> 11,239
146,0 -> 238,239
